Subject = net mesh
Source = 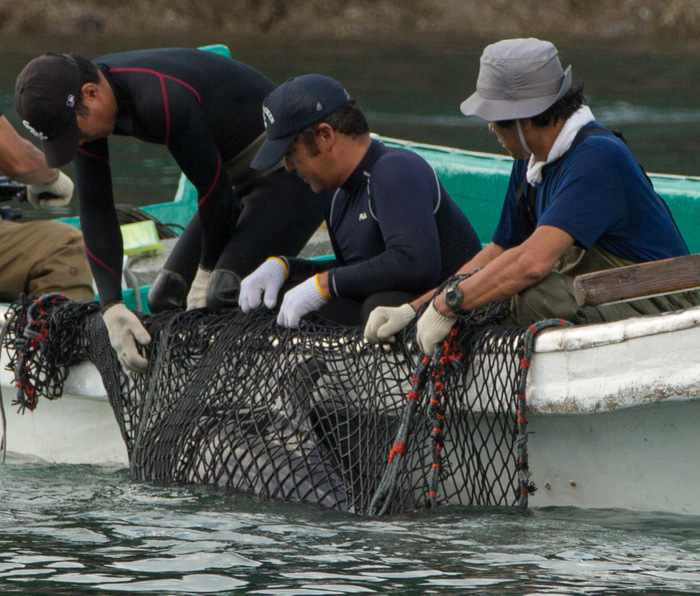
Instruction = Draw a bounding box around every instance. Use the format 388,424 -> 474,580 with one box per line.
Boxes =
2,297 -> 539,515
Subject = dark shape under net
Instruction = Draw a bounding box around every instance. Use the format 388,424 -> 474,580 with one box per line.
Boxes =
2,299 -> 532,515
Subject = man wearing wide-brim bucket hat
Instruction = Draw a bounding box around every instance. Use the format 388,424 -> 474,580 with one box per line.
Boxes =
364,37 -> 700,353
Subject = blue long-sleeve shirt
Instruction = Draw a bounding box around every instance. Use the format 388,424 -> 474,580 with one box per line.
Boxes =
292,140 -> 481,300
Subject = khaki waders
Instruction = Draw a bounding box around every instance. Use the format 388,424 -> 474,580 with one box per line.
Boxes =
0,219 -> 93,302
508,245 -> 700,326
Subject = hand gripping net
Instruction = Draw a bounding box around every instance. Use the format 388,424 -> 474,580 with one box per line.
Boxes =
1,297 -> 563,515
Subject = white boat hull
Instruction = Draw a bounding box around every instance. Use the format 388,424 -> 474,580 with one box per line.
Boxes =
529,399 -> 700,514
524,305 -> 700,515
2,306 -> 699,514
1,359 -> 127,465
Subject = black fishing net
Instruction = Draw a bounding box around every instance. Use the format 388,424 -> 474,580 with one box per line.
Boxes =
2,296 -> 549,515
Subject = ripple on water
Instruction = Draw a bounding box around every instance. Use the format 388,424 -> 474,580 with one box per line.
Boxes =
424,578 -> 512,588
250,590 -> 359,595
48,572 -> 135,584
97,574 -> 248,592
139,538 -> 230,554
301,553 -> 361,563
299,584 -> 376,593
46,561 -> 85,569
15,526 -> 109,544
110,551 -> 261,573
0,568 -> 54,577
281,572 -> 385,584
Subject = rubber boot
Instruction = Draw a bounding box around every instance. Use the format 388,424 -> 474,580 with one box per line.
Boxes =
147,269 -> 187,313
205,269 -> 241,310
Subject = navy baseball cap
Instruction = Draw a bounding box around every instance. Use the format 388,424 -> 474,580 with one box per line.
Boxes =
15,53 -> 82,168
251,74 -> 352,171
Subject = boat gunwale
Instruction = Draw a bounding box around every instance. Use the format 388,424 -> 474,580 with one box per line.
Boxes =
377,133 -> 700,183
533,304 -> 700,353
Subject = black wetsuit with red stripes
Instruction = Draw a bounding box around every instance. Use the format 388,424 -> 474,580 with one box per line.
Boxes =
75,48 -> 275,305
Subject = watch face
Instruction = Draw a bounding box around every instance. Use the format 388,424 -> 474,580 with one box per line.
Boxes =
445,286 -> 463,311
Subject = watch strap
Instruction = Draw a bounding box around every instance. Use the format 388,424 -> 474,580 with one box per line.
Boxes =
441,268 -> 482,316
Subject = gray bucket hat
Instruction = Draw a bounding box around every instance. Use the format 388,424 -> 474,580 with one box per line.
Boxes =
460,38 -> 572,122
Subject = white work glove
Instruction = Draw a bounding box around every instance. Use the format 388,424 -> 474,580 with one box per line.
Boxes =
239,257 -> 288,313
416,301 -> 457,355
277,274 -> 329,328
187,267 -> 211,310
27,170 -> 74,209
363,303 -> 416,343
102,302 -> 151,373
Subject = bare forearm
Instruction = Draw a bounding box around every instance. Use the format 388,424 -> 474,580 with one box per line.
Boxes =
0,117 -> 57,184
9,141 -> 57,185
409,243 -> 505,311
440,226 -> 578,315
456,242 -> 504,274
438,245 -> 548,314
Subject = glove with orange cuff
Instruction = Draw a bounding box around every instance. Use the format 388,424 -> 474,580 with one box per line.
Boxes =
276,274 -> 330,328
239,257 -> 289,312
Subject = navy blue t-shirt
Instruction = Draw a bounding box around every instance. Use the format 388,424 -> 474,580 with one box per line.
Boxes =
492,123 -> 689,262
323,140 -> 481,300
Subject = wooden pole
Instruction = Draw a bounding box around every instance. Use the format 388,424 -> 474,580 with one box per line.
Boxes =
573,254 -> 700,306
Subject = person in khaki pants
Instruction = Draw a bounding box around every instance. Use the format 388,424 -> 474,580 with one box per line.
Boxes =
0,113 -> 92,301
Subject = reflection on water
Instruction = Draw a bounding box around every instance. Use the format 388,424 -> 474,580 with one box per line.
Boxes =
1,461 -> 700,594
1,35 -> 700,214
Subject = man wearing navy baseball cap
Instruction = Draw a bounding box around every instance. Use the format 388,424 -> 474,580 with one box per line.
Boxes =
240,74 -> 481,328
250,74 -> 352,173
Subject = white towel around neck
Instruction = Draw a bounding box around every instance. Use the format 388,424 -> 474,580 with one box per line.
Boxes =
526,105 -> 595,186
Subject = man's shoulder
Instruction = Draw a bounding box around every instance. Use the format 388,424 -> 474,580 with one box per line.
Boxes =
548,131 -> 633,186
373,146 -> 433,179
570,125 -> 632,164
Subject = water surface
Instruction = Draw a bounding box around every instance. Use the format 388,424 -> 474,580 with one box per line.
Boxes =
1,460 -> 699,594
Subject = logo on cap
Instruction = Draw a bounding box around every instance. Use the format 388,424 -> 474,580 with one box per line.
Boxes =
262,105 -> 275,129
22,120 -> 48,141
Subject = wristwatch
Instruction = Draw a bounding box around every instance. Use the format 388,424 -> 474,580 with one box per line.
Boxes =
444,275 -> 467,315
443,267 -> 482,316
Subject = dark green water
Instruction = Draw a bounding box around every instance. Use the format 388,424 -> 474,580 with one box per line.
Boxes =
2,34 -> 700,594
2,459 -> 700,594
2,35 -> 700,211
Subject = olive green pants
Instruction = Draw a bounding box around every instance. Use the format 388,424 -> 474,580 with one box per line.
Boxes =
0,219 -> 94,302
508,245 -> 700,326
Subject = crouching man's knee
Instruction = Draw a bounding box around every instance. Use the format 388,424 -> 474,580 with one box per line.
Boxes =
205,269 -> 241,310
148,269 -> 188,312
